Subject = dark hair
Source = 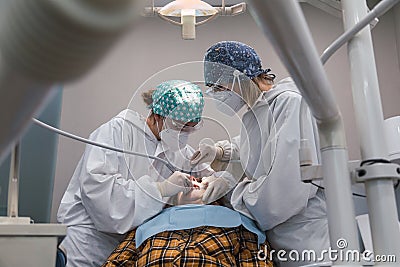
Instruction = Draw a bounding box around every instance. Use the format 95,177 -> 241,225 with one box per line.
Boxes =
141,89 -> 156,106
256,72 -> 276,83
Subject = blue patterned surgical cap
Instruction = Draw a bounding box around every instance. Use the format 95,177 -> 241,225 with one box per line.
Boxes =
204,41 -> 273,85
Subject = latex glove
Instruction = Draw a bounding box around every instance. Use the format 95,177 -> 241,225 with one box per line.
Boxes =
201,175 -> 229,204
157,171 -> 193,197
190,143 -> 223,165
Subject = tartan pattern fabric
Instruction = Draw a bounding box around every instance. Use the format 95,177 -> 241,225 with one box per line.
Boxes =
102,226 -> 274,267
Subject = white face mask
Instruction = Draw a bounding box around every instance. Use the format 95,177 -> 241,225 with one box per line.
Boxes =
160,128 -> 189,152
208,90 -> 246,116
206,72 -> 246,116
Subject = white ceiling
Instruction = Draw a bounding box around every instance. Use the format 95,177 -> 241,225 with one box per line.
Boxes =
152,0 -> 381,7
150,0 -> 382,18
150,0 -> 342,18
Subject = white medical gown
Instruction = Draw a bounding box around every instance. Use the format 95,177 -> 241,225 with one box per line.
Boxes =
221,78 -> 330,266
57,109 -> 213,267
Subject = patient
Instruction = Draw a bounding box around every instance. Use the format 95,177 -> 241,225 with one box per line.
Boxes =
102,180 -> 274,267
174,179 -> 208,205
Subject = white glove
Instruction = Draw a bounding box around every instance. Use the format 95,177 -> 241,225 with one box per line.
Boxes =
201,175 -> 229,204
157,171 -> 193,197
190,143 -> 223,165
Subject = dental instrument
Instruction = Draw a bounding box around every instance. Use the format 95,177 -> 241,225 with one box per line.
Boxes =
32,118 -> 185,175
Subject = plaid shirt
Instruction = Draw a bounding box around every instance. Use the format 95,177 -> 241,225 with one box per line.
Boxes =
102,226 -> 274,267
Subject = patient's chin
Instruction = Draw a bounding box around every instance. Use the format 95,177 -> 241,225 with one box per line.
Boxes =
177,189 -> 205,205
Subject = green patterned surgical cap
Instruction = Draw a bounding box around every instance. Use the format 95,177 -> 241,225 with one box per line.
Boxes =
150,80 -> 204,123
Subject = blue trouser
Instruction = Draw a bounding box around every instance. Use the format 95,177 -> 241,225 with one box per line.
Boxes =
56,248 -> 67,267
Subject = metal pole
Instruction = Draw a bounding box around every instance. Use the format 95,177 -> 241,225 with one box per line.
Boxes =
395,3 -> 400,70
7,143 -> 21,218
341,0 -> 400,263
301,0 -> 398,162
246,1 -> 360,265
321,0 -> 400,64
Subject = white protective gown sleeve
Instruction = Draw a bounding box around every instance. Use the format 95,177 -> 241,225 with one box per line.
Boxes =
216,135 -> 241,162
80,120 -> 164,234
231,91 -> 316,230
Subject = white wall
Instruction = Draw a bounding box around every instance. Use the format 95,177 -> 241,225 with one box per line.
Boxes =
51,4 -> 400,221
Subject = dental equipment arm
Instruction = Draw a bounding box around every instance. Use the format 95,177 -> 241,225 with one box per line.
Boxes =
341,0 -> 400,260
246,0 -> 361,263
32,118 -> 179,173
0,0 -> 140,164
300,0 -> 399,162
321,0 -> 399,64
299,0 -> 400,180
302,0 -> 399,144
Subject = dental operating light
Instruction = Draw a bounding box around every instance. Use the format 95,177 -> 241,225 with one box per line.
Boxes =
144,0 -> 246,40
159,0 -> 217,39
159,0 -> 217,16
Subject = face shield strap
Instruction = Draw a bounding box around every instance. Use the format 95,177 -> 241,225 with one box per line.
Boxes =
232,69 -> 244,98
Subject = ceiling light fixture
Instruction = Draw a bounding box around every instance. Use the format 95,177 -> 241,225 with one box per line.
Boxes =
143,0 -> 247,40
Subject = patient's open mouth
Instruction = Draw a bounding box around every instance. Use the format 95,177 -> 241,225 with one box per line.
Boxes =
190,176 -> 206,190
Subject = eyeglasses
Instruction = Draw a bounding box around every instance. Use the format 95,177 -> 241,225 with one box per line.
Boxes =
206,83 -> 231,93
164,118 -> 204,133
